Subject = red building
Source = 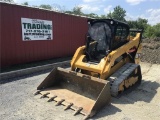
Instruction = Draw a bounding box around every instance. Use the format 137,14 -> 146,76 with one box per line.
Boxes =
0,2 -> 88,67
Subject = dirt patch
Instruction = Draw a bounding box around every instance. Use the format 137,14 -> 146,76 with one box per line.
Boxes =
141,37 -> 160,64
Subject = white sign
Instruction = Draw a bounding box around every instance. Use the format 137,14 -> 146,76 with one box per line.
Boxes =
21,18 -> 53,41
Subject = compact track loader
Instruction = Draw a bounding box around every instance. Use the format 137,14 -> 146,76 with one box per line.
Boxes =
34,19 -> 143,119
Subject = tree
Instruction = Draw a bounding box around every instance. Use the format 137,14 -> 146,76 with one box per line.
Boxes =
128,18 -> 148,30
65,10 -> 73,14
22,2 -> 28,5
100,15 -> 107,19
65,6 -> 83,15
86,13 -> 99,18
72,6 -> 83,15
127,20 -> 137,28
145,25 -> 155,38
137,18 -> 148,30
39,4 -> 52,10
1,0 -> 14,2
153,23 -> 160,37
107,5 -> 126,21
145,23 -> 160,38
106,12 -> 112,19
52,4 -> 66,12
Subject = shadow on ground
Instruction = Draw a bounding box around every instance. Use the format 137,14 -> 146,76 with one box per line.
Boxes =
92,79 -> 159,119
112,80 -> 159,104
92,104 -> 121,119
0,70 -> 51,84
0,66 -> 70,85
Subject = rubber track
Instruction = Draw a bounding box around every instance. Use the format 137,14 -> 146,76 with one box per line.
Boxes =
109,63 -> 139,97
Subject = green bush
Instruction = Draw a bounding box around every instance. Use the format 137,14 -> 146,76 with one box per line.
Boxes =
145,23 -> 160,38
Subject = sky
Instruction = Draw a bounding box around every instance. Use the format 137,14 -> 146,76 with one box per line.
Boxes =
13,0 -> 160,25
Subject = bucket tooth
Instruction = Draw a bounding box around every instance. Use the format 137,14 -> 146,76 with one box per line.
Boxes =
34,90 -> 41,95
55,99 -> 65,106
47,95 -> 57,102
40,92 -> 50,98
64,103 -> 73,110
73,107 -> 83,116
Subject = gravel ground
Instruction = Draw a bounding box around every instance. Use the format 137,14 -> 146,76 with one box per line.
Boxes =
0,62 -> 160,120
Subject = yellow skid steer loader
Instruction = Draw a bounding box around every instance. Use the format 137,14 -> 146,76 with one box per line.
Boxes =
34,19 -> 143,119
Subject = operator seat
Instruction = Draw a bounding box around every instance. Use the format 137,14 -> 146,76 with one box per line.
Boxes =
86,21 -> 112,62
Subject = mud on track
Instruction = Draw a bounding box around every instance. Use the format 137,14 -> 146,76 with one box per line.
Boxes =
0,62 -> 160,120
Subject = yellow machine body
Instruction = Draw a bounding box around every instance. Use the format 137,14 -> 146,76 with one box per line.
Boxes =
71,33 -> 142,79
35,19 -> 143,119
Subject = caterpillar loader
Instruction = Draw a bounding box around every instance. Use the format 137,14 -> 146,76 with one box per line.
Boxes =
34,19 -> 143,119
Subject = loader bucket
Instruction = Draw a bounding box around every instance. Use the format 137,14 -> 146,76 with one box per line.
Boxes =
36,67 -> 111,119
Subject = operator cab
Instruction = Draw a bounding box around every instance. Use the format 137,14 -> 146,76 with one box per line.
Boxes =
85,19 -> 130,62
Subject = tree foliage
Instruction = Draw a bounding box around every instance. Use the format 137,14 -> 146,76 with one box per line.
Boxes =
86,13 -> 99,18
39,4 -> 52,10
65,6 -> 84,16
6,1 -> 159,38
100,15 -> 107,19
72,6 -> 83,15
128,18 -> 148,30
65,6 -> 100,18
145,23 -> 160,38
106,12 -> 112,19
153,23 -> 160,37
22,2 -> 28,5
107,6 -> 126,21
64,5 -> 160,38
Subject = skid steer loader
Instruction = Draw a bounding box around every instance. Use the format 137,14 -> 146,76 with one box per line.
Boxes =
34,19 -> 143,119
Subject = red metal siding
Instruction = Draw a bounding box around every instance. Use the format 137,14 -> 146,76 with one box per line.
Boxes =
0,3 -> 88,67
